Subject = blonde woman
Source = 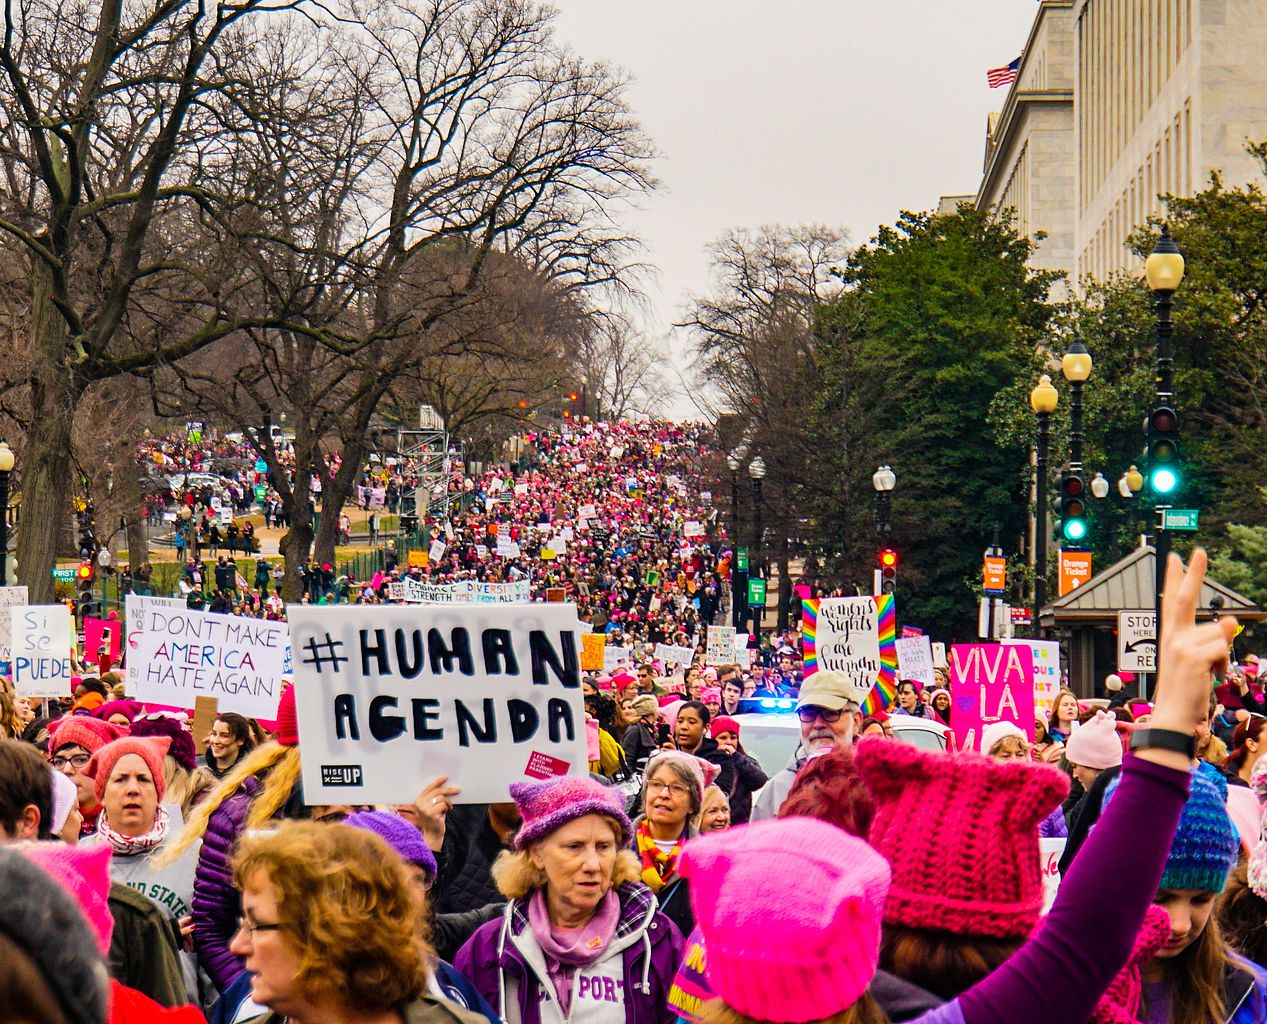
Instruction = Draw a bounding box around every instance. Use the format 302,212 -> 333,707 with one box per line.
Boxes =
695,785 -> 731,832
455,775 -> 682,1024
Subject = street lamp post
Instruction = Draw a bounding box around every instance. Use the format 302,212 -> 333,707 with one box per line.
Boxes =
1062,334 -> 1092,470
749,456 -> 766,634
0,441 -> 13,586
1145,226 -> 1185,681
727,453 -> 744,629
872,464 -> 896,596
1030,374 -> 1059,626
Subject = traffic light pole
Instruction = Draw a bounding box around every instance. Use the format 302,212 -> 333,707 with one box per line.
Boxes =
1149,280 -> 1177,702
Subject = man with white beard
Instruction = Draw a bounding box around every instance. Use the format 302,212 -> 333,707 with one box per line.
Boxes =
749,670 -> 865,820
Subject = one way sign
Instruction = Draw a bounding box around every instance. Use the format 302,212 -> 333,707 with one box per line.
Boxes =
1118,610 -> 1156,673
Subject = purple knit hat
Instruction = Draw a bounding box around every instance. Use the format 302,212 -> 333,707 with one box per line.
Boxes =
345,810 -> 438,881
509,776 -> 633,849
128,714 -> 197,773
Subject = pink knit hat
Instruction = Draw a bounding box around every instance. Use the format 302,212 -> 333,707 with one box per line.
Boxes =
1065,711 -> 1124,770
855,736 -> 1068,939
21,842 -> 115,954
48,716 -> 126,756
83,736 -> 171,802
510,775 -> 633,849
683,818 -> 890,1022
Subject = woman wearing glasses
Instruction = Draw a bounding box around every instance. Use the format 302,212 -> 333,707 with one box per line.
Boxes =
230,820 -> 489,1024
631,750 -> 712,937
46,714 -> 125,838
456,775 -> 683,1024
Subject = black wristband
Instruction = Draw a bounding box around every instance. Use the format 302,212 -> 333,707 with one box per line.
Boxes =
1129,727 -> 1197,759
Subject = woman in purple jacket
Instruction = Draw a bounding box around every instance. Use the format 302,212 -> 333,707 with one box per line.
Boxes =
455,775 -> 683,1024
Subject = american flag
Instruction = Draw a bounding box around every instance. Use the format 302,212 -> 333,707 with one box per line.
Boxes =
987,56 -> 1021,88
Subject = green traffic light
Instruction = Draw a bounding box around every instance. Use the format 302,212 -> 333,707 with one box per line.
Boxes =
1151,467 -> 1179,494
1062,519 -> 1088,542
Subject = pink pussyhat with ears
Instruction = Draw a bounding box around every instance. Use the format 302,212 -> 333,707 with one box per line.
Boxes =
21,842 -> 115,955
682,818 -> 890,1022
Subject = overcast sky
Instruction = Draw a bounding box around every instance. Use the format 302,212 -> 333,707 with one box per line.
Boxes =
548,0 -> 1039,415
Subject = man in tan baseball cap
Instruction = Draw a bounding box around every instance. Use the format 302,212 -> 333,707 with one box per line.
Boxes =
751,671 -> 867,820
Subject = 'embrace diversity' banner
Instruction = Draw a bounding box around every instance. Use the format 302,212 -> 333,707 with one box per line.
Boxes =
287,602 -> 588,804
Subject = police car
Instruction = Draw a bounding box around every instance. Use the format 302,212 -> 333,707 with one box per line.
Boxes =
731,698 -> 950,776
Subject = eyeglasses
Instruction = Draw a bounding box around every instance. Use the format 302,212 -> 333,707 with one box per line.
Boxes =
796,706 -> 845,724
237,916 -> 283,937
50,753 -> 91,770
645,780 -> 691,799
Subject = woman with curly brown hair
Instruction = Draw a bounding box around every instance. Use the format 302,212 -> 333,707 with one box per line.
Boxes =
230,820 -> 488,1024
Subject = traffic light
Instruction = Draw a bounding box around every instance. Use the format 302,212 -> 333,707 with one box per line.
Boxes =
76,562 -> 99,619
77,509 -> 97,559
878,548 -> 899,594
1059,472 -> 1089,543
1147,405 -> 1181,496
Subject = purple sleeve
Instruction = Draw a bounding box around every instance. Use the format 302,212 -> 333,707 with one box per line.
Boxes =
953,755 -> 1190,1024
193,795 -> 249,992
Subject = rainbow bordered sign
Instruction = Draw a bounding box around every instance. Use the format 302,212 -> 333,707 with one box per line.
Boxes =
802,595 -> 897,715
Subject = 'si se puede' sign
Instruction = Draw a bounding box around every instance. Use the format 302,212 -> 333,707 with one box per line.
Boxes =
287,603 -> 588,805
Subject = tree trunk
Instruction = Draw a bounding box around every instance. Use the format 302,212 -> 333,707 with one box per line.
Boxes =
312,435 -> 365,569
279,470 -> 314,604
18,260 -> 80,602
119,451 -> 149,567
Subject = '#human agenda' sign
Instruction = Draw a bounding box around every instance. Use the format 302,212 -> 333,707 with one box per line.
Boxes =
287,603 -> 588,804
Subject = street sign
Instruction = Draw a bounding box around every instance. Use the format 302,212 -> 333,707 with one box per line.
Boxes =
51,567 -> 77,581
983,555 -> 1007,595
736,548 -> 749,572
1010,606 -> 1032,625
1118,610 -> 1156,673
1161,508 -> 1199,531
747,577 -> 767,606
1058,549 -> 1093,596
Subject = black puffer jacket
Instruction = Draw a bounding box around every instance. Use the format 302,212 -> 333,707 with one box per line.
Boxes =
433,804 -> 515,916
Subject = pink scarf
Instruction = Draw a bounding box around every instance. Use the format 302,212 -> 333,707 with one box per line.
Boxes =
96,804 -> 170,855
527,888 -> 620,1017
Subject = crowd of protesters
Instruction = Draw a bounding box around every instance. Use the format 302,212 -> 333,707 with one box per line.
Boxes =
5,419 -> 1267,1023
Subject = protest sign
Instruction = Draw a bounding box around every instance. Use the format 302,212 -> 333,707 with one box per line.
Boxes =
129,604 -> 289,718
85,617 -> 123,663
288,603 -> 588,804
949,643 -> 1036,753
0,585 -> 29,664
732,633 -> 750,662
577,504 -> 596,520
1004,638 -> 1061,719
10,604 -> 74,696
653,642 -> 695,667
802,596 -> 898,714
931,642 -> 947,667
191,696 -> 219,754
514,483 -> 529,495
475,544 -> 488,559
603,645 -> 630,671
1040,837 -> 1066,914
895,635 -> 936,685
428,539 -> 446,562
546,587 -> 566,603
407,550 -> 427,568
705,626 -> 736,666
581,633 -> 606,672
682,521 -> 704,538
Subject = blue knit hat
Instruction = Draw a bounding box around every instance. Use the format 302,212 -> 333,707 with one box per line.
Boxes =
1150,765 -> 1238,893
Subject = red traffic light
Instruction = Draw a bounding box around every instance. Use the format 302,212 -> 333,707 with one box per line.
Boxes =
1150,406 -> 1178,433
1062,475 -> 1084,497
878,549 -> 899,570
568,392 -> 580,401
77,561 -> 94,582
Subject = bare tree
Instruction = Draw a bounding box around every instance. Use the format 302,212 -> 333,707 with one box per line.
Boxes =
0,0 -> 332,599
684,225 -> 850,616
577,316 -> 671,419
